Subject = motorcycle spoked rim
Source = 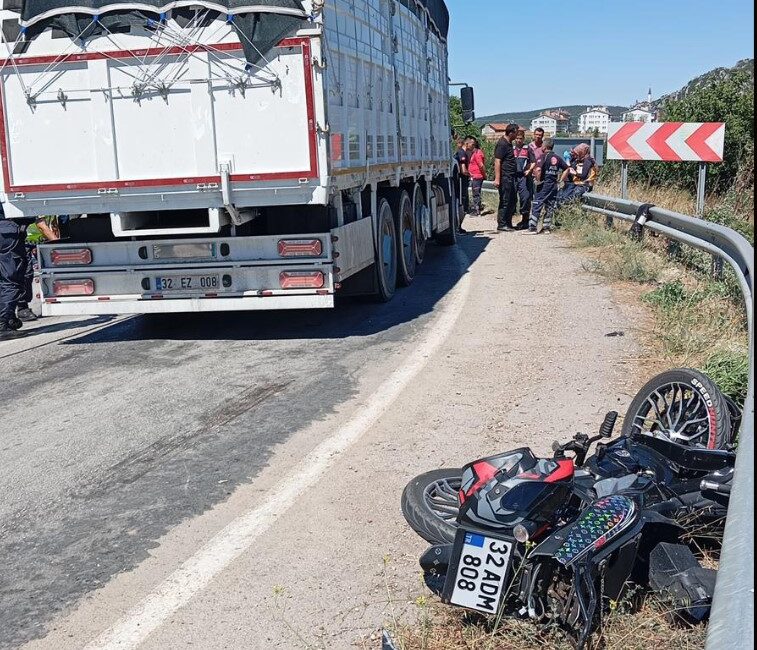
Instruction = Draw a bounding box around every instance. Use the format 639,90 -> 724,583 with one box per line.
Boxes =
423,476 -> 462,524
629,379 -> 721,449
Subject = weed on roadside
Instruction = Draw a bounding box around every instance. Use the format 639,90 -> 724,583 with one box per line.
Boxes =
558,204 -> 661,284
556,202 -> 749,400
388,592 -> 707,650
701,350 -> 750,403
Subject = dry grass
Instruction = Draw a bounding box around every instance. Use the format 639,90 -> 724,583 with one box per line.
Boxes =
595,176 -> 701,216
594,176 -> 754,223
389,595 -> 708,650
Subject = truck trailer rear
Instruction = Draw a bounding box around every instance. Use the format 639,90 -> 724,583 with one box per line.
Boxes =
0,0 -> 466,314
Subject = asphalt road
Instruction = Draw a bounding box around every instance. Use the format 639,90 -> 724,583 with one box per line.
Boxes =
0,238 -> 479,649
1,220 -> 640,649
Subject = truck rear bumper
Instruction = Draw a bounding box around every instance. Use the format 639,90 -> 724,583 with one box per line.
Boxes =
41,293 -> 334,316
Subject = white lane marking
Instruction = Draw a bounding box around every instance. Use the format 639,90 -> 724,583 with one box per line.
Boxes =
86,248 -> 472,650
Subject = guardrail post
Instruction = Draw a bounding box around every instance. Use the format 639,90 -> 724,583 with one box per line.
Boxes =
696,162 -> 707,217
711,255 -> 724,280
620,161 -> 629,200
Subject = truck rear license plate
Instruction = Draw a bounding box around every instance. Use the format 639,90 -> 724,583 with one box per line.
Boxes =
155,274 -> 220,291
152,243 -> 215,260
445,531 -> 513,614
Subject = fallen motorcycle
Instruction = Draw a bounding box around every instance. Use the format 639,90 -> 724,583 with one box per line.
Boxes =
401,369 -> 739,648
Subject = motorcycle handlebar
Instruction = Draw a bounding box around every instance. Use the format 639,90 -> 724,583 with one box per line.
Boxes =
599,411 -> 618,438
700,480 -> 732,495
552,412 -> 620,463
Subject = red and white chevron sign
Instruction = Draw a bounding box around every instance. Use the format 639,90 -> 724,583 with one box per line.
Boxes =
607,122 -> 725,162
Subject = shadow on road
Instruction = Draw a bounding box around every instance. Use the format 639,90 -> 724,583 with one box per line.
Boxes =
65,236 -> 491,345
13,315 -> 117,338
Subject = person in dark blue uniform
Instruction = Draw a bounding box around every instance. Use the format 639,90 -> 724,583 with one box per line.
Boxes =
0,207 -> 53,339
1,215 -> 27,339
454,136 -> 471,220
527,139 -> 569,234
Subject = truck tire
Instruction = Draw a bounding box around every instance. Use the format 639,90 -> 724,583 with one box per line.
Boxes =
412,183 -> 427,264
434,178 -> 459,247
388,189 -> 416,286
373,197 -> 398,302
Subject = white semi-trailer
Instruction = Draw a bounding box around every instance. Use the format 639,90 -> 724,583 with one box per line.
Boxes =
0,0 -> 468,314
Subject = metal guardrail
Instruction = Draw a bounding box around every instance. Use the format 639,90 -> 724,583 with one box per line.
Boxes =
580,193 -> 754,650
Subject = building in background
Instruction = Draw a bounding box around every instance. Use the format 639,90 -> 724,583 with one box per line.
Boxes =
621,88 -> 658,122
578,106 -> 611,134
481,123 -> 508,142
530,109 -> 571,135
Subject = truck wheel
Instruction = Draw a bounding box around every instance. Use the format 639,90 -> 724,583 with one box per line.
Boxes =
373,197 -> 398,302
412,183 -> 427,264
388,189 -> 416,286
434,180 -> 458,247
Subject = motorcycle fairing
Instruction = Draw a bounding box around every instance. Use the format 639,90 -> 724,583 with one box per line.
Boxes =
459,449 -> 536,502
552,495 -> 638,567
459,451 -> 577,503
460,478 -> 574,530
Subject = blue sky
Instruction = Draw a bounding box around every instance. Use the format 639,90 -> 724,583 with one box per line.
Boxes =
447,0 -> 755,116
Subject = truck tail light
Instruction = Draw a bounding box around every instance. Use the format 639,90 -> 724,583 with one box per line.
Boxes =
277,239 -> 322,257
279,271 -> 325,289
50,248 -> 92,265
52,279 -> 95,296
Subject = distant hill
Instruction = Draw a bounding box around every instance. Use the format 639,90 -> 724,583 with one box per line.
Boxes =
655,58 -> 754,107
475,59 -> 754,128
476,105 -> 629,128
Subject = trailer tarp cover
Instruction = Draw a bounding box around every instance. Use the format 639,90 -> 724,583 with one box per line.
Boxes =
419,0 -> 448,38
15,1 -> 307,65
15,0 -> 448,37
18,0 -> 306,25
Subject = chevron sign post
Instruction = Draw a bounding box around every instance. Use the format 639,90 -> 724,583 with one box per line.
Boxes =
607,122 -> 725,161
607,121 -> 725,215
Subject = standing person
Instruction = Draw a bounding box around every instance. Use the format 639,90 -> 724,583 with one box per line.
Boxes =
454,137 -> 471,223
529,127 -> 546,196
527,138 -> 569,234
467,137 -> 486,217
513,130 -> 536,229
0,208 -> 55,339
494,123 -> 519,232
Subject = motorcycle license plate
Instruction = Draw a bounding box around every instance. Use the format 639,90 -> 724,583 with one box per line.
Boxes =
444,530 -> 513,614
154,274 -> 220,292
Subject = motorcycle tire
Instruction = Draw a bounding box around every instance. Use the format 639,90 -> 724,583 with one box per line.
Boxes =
622,368 -> 732,450
723,394 -> 743,441
401,468 -> 462,545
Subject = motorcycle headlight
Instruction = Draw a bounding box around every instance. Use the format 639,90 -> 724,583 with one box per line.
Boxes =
513,523 -> 531,543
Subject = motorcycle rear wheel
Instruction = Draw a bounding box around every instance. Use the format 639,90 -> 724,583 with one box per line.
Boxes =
401,468 -> 462,544
622,368 -> 732,449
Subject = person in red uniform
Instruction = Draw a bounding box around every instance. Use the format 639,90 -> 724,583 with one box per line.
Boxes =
529,127 -> 546,196
513,130 -> 536,229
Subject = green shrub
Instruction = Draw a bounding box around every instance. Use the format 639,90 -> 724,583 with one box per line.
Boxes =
643,280 -> 690,309
701,350 -> 750,402
704,198 -> 755,245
